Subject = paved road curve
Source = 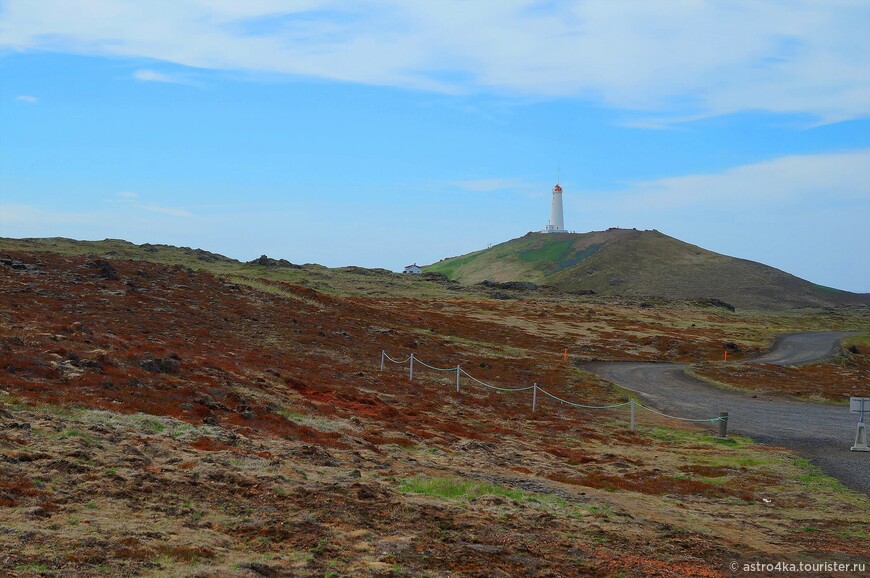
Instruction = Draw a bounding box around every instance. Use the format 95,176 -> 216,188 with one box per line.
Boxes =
750,331 -> 859,366
585,332 -> 869,496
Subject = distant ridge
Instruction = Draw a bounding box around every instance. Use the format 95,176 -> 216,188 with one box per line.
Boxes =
425,229 -> 870,310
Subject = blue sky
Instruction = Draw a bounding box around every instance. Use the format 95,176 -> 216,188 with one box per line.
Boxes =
1,1 -> 868,292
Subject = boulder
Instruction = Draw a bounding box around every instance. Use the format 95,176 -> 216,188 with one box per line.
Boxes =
88,259 -> 118,280
140,356 -> 180,373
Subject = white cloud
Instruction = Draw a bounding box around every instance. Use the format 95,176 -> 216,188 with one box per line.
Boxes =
588,149 -> 870,212
1,1 -> 869,122
16,95 -> 37,103
133,69 -> 174,83
133,69 -> 196,85
110,191 -> 192,217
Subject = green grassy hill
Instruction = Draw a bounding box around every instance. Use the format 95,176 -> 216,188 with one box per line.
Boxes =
426,229 -> 870,310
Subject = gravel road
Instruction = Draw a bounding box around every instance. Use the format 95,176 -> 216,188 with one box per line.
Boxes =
750,331 -> 859,365
585,332 -> 869,496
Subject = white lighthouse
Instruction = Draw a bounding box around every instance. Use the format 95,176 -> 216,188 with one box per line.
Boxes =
543,183 -> 566,233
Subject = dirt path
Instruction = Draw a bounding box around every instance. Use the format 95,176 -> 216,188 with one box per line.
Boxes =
585,332 -> 869,496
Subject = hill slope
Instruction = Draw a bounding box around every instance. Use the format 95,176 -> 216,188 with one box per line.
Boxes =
0,236 -> 461,299
426,229 -> 870,310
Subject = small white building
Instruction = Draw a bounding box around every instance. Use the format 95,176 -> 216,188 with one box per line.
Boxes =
403,263 -> 422,274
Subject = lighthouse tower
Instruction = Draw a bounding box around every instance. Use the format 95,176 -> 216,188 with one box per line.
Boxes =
543,183 -> 566,233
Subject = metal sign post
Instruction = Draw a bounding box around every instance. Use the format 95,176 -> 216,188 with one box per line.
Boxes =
849,397 -> 869,452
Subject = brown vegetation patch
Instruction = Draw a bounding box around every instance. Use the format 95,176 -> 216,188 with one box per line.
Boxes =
190,436 -> 234,452
695,357 -> 869,401
0,474 -> 42,506
579,469 -> 754,500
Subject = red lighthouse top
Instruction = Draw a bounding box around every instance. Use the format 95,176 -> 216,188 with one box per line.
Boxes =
553,184 -> 562,193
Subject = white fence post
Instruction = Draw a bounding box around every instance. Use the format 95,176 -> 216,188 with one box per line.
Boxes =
409,353 -> 414,382
630,399 -> 635,430
456,365 -> 461,393
532,383 -> 537,412
380,351 -> 385,371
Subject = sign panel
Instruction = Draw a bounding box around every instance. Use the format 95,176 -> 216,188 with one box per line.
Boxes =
850,397 -> 870,413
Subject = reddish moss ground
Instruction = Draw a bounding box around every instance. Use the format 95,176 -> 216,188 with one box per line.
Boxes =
693,357 -> 870,402
1,251 -> 868,577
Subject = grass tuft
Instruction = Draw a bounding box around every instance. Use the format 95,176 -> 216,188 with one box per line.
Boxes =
398,476 -> 526,501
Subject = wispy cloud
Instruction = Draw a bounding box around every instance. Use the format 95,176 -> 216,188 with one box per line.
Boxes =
16,95 -> 37,103
590,149 -> 870,212
133,69 -> 173,83
133,69 -> 195,86
2,1 -> 869,122
111,191 -> 192,218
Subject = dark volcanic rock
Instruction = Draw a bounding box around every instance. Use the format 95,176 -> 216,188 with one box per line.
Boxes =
697,298 -> 736,312
421,272 -> 457,284
140,357 -> 180,373
248,255 -> 301,269
476,280 -> 539,291
197,393 -> 228,410
240,562 -> 283,577
24,506 -> 50,520
88,259 -> 118,280
501,281 -> 539,291
291,445 -> 339,466
193,248 -> 222,262
1,258 -> 34,271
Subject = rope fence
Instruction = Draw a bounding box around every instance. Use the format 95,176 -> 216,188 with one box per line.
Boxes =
459,367 -> 536,392
380,350 -> 729,435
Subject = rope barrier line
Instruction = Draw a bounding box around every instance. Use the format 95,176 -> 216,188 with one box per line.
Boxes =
382,352 -> 412,364
414,358 -> 457,372
637,403 -> 723,423
536,386 -> 631,410
379,350 -> 726,425
459,367 -> 536,392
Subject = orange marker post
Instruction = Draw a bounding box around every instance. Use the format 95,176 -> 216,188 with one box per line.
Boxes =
724,350 -> 728,363
562,348 -> 568,361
